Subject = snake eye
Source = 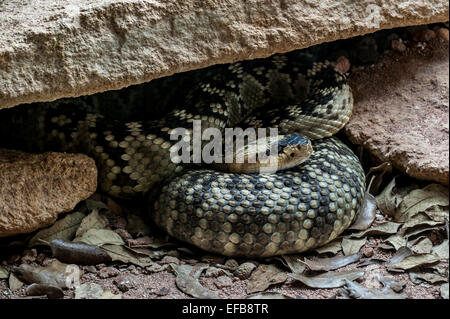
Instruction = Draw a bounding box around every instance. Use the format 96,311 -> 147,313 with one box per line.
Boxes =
290,153 -> 295,158
266,149 -> 271,156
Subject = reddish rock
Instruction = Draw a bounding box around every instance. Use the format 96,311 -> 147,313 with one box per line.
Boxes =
0,149 -> 97,236
345,41 -> 449,185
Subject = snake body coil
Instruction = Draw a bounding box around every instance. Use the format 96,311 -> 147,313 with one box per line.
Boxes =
0,52 -> 365,257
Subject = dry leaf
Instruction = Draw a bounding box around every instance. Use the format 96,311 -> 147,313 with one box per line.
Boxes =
9,273 -> 24,292
342,238 -> 367,256
349,193 -> 376,230
303,252 -> 362,271
344,280 -> 405,299
85,199 -> 108,211
100,244 -> 154,267
247,264 -> 287,293
349,222 -> 401,238
50,239 -> 112,265
289,270 -> 365,288
386,246 -> 413,270
395,184 -> 449,223
12,260 -> 80,289
383,234 -> 407,251
376,177 -> 402,216
357,258 -> 385,267
400,213 -> 444,233
0,266 -> 8,279
74,229 -> 124,246
440,283 -> 449,299
281,255 -> 307,275
26,283 -> 64,299
315,239 -> 342,254
75,209 -> 109,237
389,254 -> 440,271
409,237 -> 433,254
432,239 -> 449,260
29,211 -> 85,247
377,274 -> 406,292
126,236 -> 174,249
409,272 -> 448,284
173,264 -> 219,299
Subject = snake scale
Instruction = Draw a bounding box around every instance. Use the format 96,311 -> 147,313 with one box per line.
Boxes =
0,52 -> 365,257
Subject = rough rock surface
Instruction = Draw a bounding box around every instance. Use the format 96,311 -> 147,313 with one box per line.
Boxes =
0,0 -> 448,109
345,40 -> 449,185
0,149 -> 97,236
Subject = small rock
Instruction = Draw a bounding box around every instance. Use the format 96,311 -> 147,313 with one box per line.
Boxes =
334,56 -> 351,74
436,27 -> 449,41
391,39 -> 407,52
128,265 -> 141,275
413,29 -> 436,42
235,262 -> 257,280
224,259 -> 239,271
204,266 -> 233,278
159,256 -> 180,265
84,265 -> 97,273
361,247 -> 374,258
95,263 -> 106,270
214,275 -> 233,289
114,275 -> 136,292
155,287 -> 170,296
0,149 -> 97,236
98,266 -> 120,279
145,263 -> 162,273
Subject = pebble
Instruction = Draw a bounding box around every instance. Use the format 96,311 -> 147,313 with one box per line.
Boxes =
223,259 -> 239,271
436,27 -> 449,41
214,275 -> 233,289
84,265 -> 97,273
155,287 -> 170,296
98,266 -> 120,279
235,262 -> 257,280
21,249 -> 37,264
204,266 -> 232,278
391,39 -> 407,52
334,56 -> 351,74
159,256 -> 180,265
114,275 -> 136,292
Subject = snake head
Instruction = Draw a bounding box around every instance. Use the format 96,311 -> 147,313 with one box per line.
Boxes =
275,133 -> 313,171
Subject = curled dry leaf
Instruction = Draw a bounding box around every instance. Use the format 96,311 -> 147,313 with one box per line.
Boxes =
440,283 -> 449,299
173,264 -> 219,299
389,254 -> 440,271
50,239 -> 112,265
382,234 -> 407,251
386,246 -> 413,270
247,264 -> 288,294
101,244 -> 154,267
315,239 -> 342,254
400,213 -> 444,234
348,193 -> 376,231
377,274 -> 406,292
289,269 -> 365,288
75,209 -> 109,237
349,222 -> 402,238
342,238 -> 367,256
395,184 -> 449,223
409,272 -> 448,284
280,255 -> 307,275
26,283 -> 64,299
28,211 -> 85,247
344,280 -> 405,299
9,273 -> 24,292
376,177 -> 402,217
74,228 -> 125,246
303,252 -> 363,271
247,292 -> 294,299
126,236 -> 175,249
12,260 -> 80,289
409,237 -> 433,254
432,239 -> 449,260
0,266 -> 8,279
